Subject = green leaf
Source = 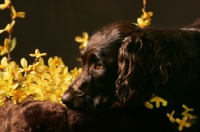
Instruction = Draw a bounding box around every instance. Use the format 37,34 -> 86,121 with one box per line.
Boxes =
75,58 -> 82,62
8,37 -> 17,51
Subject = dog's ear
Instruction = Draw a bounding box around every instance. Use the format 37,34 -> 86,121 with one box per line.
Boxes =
116,35 -> 143,103
116,33 -> 170,103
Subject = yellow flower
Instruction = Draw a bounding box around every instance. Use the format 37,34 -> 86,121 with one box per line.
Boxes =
166,110 -> 176,123
181,104 -> 197,120
33,86 -> 45,100
0,57 -> 8,70
70,67 -> 82,80
0,38 -> 9,55
23,82 -> 37,95
135,18 -> 151,28
11,6 -> 25,19
182,104 -> 194,112
18,58 -> 33,74
0,71 -> 12,81
0,20 -> 15,34
176,116 -> 191,131
0,37 -> 16,56
29,49 -> 47,58
9,61 -> 23,80
48,56 -> 65,74
75,32 -> 89,50
48,56 -> 63,67
0,0 -> 10,10
0,76 -> 14,99
133,0 -> 153,28
150,96 -> 167,108
12,89 -> 28,104
32,58 -> 47,73
141,8 -> 153,20
62,66 -> 69,76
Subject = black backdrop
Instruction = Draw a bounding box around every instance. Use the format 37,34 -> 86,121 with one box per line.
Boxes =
0,0 -> 200,69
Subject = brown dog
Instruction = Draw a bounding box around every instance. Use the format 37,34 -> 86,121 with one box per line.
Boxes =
62,21 -> 200,113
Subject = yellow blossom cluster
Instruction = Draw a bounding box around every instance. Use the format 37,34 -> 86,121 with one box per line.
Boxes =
0,49 -> 82,106
0,0 -> 25,62
133,0 -> 153,28
0,0 -> 83,107
144,95 -> 198,131
0,0 -> 25,34
166,105 -> 197,131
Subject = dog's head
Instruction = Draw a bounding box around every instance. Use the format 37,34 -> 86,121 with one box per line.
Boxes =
62,22 -> 171,111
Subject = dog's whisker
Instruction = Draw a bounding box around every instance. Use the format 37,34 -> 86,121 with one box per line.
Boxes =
91,98 -> 96,110
81,101 -> 83,106
93,104 -> 96,111
85,99 -> 91,111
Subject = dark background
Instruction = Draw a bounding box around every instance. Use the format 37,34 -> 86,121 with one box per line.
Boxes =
0,0 -> 200,69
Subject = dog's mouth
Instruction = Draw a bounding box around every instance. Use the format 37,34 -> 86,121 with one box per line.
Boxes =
62,92 -> 115,111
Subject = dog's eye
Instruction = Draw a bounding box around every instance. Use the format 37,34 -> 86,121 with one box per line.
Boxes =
93,62 -> 103,70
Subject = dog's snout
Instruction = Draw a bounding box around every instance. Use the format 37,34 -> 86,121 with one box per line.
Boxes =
61,92 -> 72,104
62,89 -> 85,105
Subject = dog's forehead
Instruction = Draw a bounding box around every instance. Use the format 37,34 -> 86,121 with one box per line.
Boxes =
85,21 -> 139,48
81,22 -> 140,60
82,33 -> 117,56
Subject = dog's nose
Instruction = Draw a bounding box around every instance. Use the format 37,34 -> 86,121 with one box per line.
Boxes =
61,93 -> 72,104
61,90 -> 85,104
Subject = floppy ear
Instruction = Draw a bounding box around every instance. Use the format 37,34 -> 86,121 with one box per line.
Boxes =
116,35 -> 143,103
116,34 -> 170,103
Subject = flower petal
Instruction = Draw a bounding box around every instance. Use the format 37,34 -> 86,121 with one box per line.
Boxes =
144,102 -> 153,109
21,58 -> 28,68
1,57 -> 8,65
75,36 -> 83,42
11,6 -> 16,15
82,32 -> 89,40
83,41 -> 88,47
144,19 -> 150,25
0,50 -> 6,56
147,12 -> 153,17
137,18 -> 144,25
0,4 -> 7,10
0,29 -> 5,34
16,12 -> 25,18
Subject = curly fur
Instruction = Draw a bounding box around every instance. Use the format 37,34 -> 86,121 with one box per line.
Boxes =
62,21 -> 200,112
116,26 -> 200,106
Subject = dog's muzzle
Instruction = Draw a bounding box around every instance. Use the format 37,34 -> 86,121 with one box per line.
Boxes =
61,89 -> 85,108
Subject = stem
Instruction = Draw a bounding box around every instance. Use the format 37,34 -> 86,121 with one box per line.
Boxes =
6,1 -> 13,62
143,0 -> 146,10
7,51 -> 11,62
34,58 -> 39,64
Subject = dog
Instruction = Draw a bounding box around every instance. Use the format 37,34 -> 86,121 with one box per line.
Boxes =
62,21 -> 200,113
